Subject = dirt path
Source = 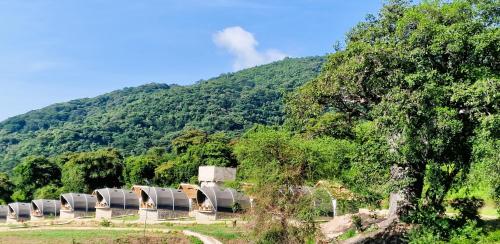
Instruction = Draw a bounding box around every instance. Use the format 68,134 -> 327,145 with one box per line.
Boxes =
0,226 -> 222,244
183,230 -> 223,244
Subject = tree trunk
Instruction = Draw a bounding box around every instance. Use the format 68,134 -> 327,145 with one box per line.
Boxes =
388,164 -> 424,219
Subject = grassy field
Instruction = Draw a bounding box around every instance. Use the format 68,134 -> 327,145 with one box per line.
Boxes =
167,222 -> 250,242
0,229 -> 195,244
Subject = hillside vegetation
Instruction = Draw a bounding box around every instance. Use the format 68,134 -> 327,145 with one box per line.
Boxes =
0,0 -> 498,243
0,57 -> 324,171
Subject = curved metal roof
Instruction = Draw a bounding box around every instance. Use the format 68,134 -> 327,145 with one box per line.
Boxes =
93,188 -> 139,209
60,193 -> 96,212
132,185 -> 190,211
8,202 -> 31,219
0,205 -> 7,219
31,199 -> 60,217
197,185 -> 251,213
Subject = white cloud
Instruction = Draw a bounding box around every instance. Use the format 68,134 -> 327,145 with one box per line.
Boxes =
213,26 -> 287,71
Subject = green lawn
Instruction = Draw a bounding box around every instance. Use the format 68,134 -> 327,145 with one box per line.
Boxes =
0,229 -> 192,244
167,222 -> 249,242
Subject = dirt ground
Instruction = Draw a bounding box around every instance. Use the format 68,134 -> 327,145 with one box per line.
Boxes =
320,209 -> 389,240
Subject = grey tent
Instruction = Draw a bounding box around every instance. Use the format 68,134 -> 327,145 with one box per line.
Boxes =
7,202 -> 30,222
60,193 -> 96,219
31,199 -> 60,219
132,185 -> 190,221
0,205 -> 7,222
93,188 -> 139,210
197,185 -> 251,213
60,193 -> 96,212
93,188 -> 139,219
132,185 -> 190,211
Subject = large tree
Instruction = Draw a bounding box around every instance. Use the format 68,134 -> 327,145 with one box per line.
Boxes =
155,129 -> 237,186
0,173 -> 13,204
11,156 -> 61,201
123,147 -> 170,186
234,125 -> 356,242
289,0 -> 499,219
61,148 -> 124,193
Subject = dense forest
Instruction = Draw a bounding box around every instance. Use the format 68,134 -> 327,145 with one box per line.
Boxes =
0,56 -> 323,171
0,0 -> 498,243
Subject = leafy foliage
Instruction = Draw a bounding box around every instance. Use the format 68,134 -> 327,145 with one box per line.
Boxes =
234,126 -> 357,242
11,156 -> 61,201
123,147 -> 170,187
61,148 -> 124,193
288,0 -> 499,218
0,57 -> 324,171
155,129 -> 236,186
234,126 -> 320,243
0,173 -> 12,204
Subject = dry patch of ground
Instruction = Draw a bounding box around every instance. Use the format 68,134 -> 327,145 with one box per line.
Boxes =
320,209 -> 389,241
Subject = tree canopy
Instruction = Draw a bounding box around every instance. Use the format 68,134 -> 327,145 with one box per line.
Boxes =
288,0 -> 499,219
61,148 -> 124,193
0,57 -> 324,171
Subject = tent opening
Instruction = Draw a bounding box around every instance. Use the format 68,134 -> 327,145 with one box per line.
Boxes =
196,190 -> 214,212
96,191 -> 104,203
141,190 -> 150,203
31,202 -> 41,215
31,202 -> 39,211
61,195 -> 71,210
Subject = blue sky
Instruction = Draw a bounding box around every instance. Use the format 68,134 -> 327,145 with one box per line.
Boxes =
0,0 -> 384,121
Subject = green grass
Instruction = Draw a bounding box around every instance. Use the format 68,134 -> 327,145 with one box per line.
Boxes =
337,229 -> 357,240
445,184 -> 499,218
0,229 -> 189,244
0,229 -> 138,243
168,223 -> 248,241
189,236 -> 204,244
113,214 -> 140,221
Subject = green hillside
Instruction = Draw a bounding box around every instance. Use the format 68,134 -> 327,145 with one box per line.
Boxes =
0,57 -> 324,171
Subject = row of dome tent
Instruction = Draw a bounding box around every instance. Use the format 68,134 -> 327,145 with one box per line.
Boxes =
0,166 -> 339,223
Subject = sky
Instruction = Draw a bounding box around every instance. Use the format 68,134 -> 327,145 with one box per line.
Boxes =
0,0 -> 385,121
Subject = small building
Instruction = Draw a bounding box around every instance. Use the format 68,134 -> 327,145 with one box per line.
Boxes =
7,202 -> 30,223
198,166 -> 236,183
0,205 -> 8,222
30,199 -> 60,220
60,193 -> 96,219
93,188 -> 139,219
132,185 -> 190,221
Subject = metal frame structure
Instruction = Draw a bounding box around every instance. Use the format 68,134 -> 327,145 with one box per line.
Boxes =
31,199 -> 60,218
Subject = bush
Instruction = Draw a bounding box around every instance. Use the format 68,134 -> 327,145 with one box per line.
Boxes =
99,219 -> 111,227
257,227 -> 286,244
336,200 -> 359,215
449,197 -> 484,223
351,215 -> 363,231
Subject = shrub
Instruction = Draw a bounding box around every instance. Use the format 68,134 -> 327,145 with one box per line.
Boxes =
99,219 -> 111,227
257,227 -> 285,244
351,215 -> 363,231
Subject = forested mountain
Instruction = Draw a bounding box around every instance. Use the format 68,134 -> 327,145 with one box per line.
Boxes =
0,57 -> 324,171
